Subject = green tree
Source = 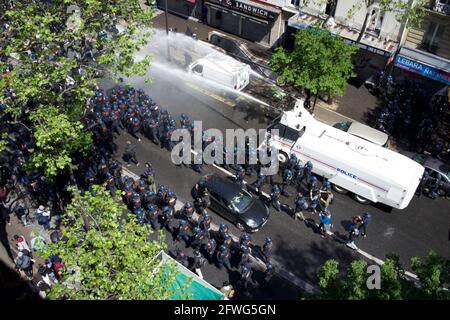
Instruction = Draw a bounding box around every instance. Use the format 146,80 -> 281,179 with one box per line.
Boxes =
0,0 -> 154,176
314,252 -> 450,300
411,251 -> 450,299
270,26 -> 358,105
26,106 -> 92,178
40,185 -> 190,300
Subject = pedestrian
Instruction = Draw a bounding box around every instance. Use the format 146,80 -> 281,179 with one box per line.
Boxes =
175,249 -> 189,269
15,251 -> 34,280
198,211 -> 212,237
359,212 -> 371,237
319,181 -> 334,210
235,165 -> 246,185
203,238 -> 217,263
143,162 -> 156,192
346,215 -> 362,250
36,205 -> 51,230
252,171 -> 266,192
220,281 -> 235,299
318,209 -> 332,238
192,250 -> 206,279
262,237 -> 273,262
14,234 -> 31,256
14,204 -> 29,226
123,140 -> 139,166
293,193 -> 309,221
309,188 -> 320,214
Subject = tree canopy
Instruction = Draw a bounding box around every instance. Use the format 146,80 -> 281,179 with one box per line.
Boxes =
0,0 -> 154,176
314,252 -> 450,300
270,26 -> 358,99
40,185 -> 188,300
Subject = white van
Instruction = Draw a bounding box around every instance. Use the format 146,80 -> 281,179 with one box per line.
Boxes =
263,99 -> 424,210
188,53 -> 251,91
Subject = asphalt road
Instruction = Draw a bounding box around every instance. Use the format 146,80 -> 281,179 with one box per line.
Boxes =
101,55 -> 450,287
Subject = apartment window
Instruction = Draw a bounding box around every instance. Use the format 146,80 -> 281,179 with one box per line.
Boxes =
422,21 -> 445,53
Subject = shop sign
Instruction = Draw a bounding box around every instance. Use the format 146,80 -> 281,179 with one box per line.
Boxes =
208,0 -> 278,20
395,55 -> 450,85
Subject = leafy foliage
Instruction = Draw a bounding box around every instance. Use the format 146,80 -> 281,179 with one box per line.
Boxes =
26,107 -> 92,178
270,26 -> 358,99
0,1 -> 154,176
313,252 -> 450,300
40,185 -> 190,300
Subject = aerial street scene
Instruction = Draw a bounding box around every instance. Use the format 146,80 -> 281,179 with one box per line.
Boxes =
0,0 -> 449,310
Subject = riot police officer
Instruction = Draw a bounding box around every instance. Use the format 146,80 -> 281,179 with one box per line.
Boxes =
280,168 -> 293,197
190,226 -> 206,250
262,237 -> 273,262
145,204 -> 159,231
160,205 -> 174,233
203,238 -> 217,263
235,165 -> 246,186
216,245 -> 232,271
180,202 -> 195,225
176,219 -> 190,244
269,185 -> 281,211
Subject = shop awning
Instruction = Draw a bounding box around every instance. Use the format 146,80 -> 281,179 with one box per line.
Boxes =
395,47 -> 450,85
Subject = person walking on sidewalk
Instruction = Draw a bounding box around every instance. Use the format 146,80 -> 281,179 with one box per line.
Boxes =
123,141 -> 139,167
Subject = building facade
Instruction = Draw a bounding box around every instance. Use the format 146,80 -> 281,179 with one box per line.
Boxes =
279,0 -> 408,82
393,0 -> 450,91
204,0 -> 284,47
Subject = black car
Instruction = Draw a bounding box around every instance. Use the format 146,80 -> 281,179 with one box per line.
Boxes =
200,174 -> 270,233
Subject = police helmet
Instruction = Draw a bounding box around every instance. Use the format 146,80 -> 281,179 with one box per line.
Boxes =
306,161 -> 313,168
194,227 -> 201,234
265,237 -> 272,244
167,191 -> 174,198
179,219 -> 187,225
220,245 -> 227,251
223,233 -> 231,241
241,233 -> 250,241
185,202 -> 193,209
148,204 -> 157,212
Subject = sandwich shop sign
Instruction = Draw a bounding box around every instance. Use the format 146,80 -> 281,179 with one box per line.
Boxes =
211,0 -> 278,20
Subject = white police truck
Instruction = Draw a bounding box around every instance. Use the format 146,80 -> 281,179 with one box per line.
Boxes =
263,99 -> 425,209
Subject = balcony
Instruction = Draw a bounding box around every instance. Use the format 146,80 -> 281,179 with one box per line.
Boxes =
426,0 -> 450,16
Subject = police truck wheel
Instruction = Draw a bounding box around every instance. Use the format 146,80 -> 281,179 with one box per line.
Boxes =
236,223 -> 245,232
278,152 -> 288,165
331,184 -> 348,194
354,194 -> 371,204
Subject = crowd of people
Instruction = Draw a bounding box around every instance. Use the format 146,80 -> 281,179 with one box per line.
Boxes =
1,84 -> 372,298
